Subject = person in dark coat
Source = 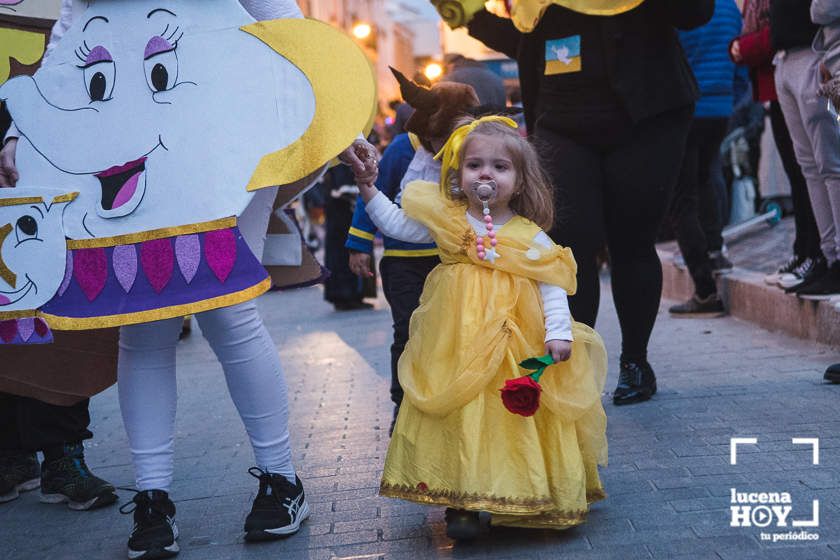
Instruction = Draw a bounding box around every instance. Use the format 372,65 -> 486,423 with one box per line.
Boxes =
668,0 -> 743,317
439,0 -> 714,405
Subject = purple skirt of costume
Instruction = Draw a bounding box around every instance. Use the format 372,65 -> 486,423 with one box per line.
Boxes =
40,224 -> 270,329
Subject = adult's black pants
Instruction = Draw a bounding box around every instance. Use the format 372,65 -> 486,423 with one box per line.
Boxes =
537,105 -> 693,363
673,117 -> 729,299
0,392 -> 92,453
768,101 -> 823,260
380,255 -> 440,407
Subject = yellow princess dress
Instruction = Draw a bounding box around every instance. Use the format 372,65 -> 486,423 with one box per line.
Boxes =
379,180 -> 609,529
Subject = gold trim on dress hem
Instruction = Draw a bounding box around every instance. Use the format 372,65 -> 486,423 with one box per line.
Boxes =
66,217 -> 238,249
380,481 -> 556,514
39,276 -> 271,330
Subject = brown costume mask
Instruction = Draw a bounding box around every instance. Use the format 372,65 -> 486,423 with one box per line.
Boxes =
390,67 -> 480,153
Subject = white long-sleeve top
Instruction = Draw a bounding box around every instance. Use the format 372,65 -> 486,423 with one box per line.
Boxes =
366,191 -> 573,342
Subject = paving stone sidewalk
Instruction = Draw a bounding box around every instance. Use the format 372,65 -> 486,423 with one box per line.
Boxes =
1,280 -> 838,560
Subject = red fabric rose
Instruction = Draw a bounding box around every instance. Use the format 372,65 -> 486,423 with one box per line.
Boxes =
499,376 -> 542,416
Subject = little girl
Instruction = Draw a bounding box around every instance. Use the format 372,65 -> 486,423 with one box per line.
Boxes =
358,115 -> 608,538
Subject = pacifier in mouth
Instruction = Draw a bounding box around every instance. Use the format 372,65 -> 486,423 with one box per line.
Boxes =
472,180 -> 497,203
472,180 -> 500,263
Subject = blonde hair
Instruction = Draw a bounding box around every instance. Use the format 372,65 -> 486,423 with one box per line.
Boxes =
443,117 -> 554,231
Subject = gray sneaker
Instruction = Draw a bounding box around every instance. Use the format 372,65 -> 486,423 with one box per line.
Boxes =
669,293 -> 725,317
0,452 -> 40,503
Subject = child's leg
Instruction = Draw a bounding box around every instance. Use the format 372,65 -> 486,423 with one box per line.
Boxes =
195,301 -> 295,483
117,318 -> 182,491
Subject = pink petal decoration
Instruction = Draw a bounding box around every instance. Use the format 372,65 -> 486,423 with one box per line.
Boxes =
112,245 -> 138,293
34,318 -> 49,338
73,248 -> 108,302
140,239 -> 174,294
0,320 -> 17,343
204,229 -> 237,283
17,317 -> 34,342
175,234 -> 200,284
58,251 -> 74,296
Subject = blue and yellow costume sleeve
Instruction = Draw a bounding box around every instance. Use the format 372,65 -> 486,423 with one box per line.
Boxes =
345,133 -> 438,257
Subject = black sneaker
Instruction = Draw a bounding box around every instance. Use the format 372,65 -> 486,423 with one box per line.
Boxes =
824,363 -> 840,384
782,257 -> 827,291
765,254 -> 802,286
669,293 -> 726,317
244,468 -> 309,542
120,490 -> 179,559
709,251 -> 733,276
40,443 -> 117,510
0,451 -> 40,503
613,360 -> 657,406
445,508 -> 482,540
797,261 -> 840,301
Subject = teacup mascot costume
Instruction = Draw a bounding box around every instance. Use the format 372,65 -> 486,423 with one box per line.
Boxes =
0,0 -> 375,557
1,0 -> 373,329
359,116 -> 608,539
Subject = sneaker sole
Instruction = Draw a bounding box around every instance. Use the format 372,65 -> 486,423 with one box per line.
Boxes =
244,501 -> 310,542
128,525 -> 179,560
0,478 -> 40,503
669,310 -> 727,318
798,293 -> 838,301
40,489 -> 118,511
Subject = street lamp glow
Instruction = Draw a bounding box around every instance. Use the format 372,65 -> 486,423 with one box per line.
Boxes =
352,22 -> 372,40
424,62 -> 443,81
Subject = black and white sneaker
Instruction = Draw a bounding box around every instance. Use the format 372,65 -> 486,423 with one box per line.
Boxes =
120,490 -> 179,559
765,254 -> 802,286
244,468 -> 310,542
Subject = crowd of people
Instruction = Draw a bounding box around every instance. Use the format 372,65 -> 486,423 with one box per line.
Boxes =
1,0 -> 839,558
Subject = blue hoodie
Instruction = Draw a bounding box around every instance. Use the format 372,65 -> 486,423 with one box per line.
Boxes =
678,0 -> 744,118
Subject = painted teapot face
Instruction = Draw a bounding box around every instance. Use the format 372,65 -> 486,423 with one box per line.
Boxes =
0,188 -> 75,312
1,0 -> 315,239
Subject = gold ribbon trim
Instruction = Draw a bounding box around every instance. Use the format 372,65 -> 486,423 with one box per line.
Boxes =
0,309 -> 37,321
39,276 -> 271,330
66,217 -> 238,249
0,196 -> 43,207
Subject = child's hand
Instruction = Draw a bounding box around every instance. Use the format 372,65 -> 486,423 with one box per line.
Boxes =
545,339 -> 572,362
349,251 -> 373,278
357,181 -> 379,203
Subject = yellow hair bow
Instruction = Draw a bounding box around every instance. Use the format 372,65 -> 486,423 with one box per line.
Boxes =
434,115 -> 518,193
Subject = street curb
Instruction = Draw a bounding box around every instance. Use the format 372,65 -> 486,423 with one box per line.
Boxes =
659,249 -> 840,349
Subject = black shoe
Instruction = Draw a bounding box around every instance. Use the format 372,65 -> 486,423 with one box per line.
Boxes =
613,360 -> 657,406
765,254 -> 802,285
333,300 -> 374,311
40,443 -> 117,510
797,261 -> 840,300
0,451 -> 40,503
669,293 -> 725,317
244,468 -> 309,542
825,363 -> 840,384
389,406 -> 400,437
782,257 -> 827,292
445,508 -> 482,540
709,251 -> 733,276
120,490 -> 179,559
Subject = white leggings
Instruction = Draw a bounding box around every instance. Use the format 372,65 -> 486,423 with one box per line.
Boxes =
117,187 -> 294,492
117,301 -> 294,491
